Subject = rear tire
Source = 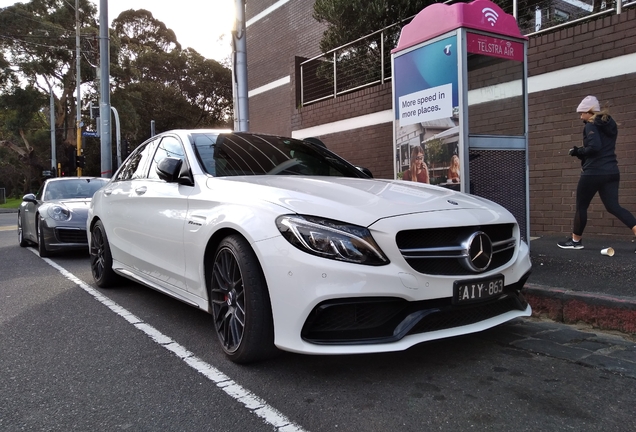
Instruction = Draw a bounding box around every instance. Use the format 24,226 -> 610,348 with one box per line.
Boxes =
37,218 -> 50,258
90,220 -> 119,288
18,212 -> 28,247
209,235 -> 278,364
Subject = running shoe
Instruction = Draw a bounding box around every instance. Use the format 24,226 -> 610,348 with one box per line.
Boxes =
557,238 -> 584,249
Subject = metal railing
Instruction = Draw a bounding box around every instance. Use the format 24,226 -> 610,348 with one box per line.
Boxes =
300,0 -> 634,107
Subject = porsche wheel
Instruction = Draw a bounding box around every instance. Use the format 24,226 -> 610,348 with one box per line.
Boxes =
37,217 -> 50,257
18,212 -> 29,247
209,235 -> 277,364
90,220 -> 119,288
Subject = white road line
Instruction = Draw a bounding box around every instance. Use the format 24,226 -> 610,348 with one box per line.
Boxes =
29,248 -> 307,432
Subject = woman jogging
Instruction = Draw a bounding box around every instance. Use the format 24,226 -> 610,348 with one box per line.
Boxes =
558,95 -> 636,250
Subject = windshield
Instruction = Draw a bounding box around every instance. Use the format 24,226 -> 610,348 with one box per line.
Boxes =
190,132 -> 368,178
43,178 -> 109,201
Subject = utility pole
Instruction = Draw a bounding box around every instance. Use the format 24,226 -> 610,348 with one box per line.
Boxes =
99,0 -> 112,178
75,0 -> 82,176
50,89 -> 56,176
232,0 -> 249,131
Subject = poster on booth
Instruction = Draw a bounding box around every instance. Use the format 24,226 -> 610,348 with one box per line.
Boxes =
393,35 -> 460,190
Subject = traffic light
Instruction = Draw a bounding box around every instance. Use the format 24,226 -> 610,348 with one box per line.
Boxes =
76,155 -> 86,169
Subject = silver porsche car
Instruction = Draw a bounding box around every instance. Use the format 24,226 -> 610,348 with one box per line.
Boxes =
18,177 -> 109,257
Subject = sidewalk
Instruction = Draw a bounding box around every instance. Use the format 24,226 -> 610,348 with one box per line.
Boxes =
525,235 -> 636,336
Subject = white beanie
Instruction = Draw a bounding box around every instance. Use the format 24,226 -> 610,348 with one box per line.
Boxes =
576,95 -> 600,113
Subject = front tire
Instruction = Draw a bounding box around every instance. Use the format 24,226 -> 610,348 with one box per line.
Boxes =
37,218 -> 50,257
18,212 -> 28,247
209,235 -> 277,364
90,220 -> 119,288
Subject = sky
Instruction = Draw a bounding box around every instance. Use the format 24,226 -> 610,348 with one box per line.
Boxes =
0,0 -> 236,62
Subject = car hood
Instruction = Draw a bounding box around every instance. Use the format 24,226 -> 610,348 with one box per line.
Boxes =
47,198 -> 92,212
208,176 -> 509,226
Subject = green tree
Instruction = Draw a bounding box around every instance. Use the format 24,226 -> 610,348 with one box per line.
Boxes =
0,0 -> 99,188
0,0 -> 98,146
109,9 -> 232,145
313,0 -> 434,54
0,86 -> 52,195
0,2 -> 233,189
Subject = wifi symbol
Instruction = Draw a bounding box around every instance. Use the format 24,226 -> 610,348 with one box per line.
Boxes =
482,7 -> 499,26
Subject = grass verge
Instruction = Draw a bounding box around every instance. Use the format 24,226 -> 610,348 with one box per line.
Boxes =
0,198 -> 22,209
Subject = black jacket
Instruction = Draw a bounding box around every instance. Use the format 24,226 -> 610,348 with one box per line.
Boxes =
576,115 -> 620,176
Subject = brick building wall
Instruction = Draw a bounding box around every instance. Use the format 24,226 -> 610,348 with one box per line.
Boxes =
246,2 -> 636,238
246,0 -> 326,135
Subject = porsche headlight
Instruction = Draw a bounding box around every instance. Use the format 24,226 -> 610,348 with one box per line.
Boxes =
276,215 -> 389,266
48,205 -> 71,221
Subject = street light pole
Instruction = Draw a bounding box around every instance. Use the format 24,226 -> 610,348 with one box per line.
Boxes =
99,0 -> 112,178
232,0 -> 249,132
50,89 -> 56,176
75,0 -> 82,176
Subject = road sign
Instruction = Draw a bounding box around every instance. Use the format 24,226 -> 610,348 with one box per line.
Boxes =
82,131 -> 99,138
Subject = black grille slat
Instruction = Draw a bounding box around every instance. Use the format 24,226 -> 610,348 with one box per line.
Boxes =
406,296 -> 521,335
301,290 -> 528,344
56,228 -> 87,243
302,298 -> 408,342
396,224 -> 515,276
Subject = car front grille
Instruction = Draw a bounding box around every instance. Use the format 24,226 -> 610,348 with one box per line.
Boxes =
56,228 -> 87,243
301,277 -> 529,345
396,224 -> 516,275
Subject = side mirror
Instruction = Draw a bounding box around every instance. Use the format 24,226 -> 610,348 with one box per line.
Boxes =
22,193 -> 37,203
356,166 -> 373,178
156,157 -> 194,186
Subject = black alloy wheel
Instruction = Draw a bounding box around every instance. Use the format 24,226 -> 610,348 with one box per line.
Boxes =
18,213 -> 28,247
209,235 -> 277,364
37,217 -> 50,258
90,220 -> 119,288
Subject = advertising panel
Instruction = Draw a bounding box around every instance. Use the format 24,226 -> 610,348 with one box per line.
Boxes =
393,35 -> 461,190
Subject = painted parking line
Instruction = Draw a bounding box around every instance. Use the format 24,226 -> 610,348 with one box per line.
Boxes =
0,225 -> 17,231
29,248 -> 307,432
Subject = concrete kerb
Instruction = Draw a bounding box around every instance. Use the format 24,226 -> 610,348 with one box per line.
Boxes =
523,283 -> 636,335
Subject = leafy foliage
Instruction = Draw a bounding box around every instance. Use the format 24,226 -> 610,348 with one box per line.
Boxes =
0,1 -> 232,197
313,0 -> 434,54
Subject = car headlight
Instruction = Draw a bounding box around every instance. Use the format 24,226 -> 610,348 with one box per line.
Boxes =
276,215 -> 389,266
48,205 -> 71,221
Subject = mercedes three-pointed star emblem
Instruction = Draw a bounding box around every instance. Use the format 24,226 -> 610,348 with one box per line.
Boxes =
461,231 -> 493,272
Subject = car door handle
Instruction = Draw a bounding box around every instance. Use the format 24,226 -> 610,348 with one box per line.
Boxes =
134,186 -> 147,195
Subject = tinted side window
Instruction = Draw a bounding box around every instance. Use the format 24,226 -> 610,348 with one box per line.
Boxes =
114,140 -> 156,181
148,136 -> 185,180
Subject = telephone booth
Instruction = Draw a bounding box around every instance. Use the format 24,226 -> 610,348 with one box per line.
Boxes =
391,0 -> 530,242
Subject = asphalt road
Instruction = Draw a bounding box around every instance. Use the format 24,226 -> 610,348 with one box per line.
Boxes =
1,212 -> 635,432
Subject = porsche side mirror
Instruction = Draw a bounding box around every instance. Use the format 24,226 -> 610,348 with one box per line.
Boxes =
22,193 -> 37,203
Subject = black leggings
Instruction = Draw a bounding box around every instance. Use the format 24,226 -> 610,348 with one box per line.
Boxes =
573,173 -> 636,236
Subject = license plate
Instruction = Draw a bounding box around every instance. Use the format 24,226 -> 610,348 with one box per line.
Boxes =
453,275 -> 505,305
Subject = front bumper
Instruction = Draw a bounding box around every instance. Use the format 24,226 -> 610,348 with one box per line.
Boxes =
41,222 -> 89,253
253,235 -> 532,355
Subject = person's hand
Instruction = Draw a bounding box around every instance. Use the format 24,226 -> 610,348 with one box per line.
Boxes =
568,146 -> 579,157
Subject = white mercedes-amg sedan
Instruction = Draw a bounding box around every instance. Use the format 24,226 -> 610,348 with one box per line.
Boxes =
87,130 -> 532,363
